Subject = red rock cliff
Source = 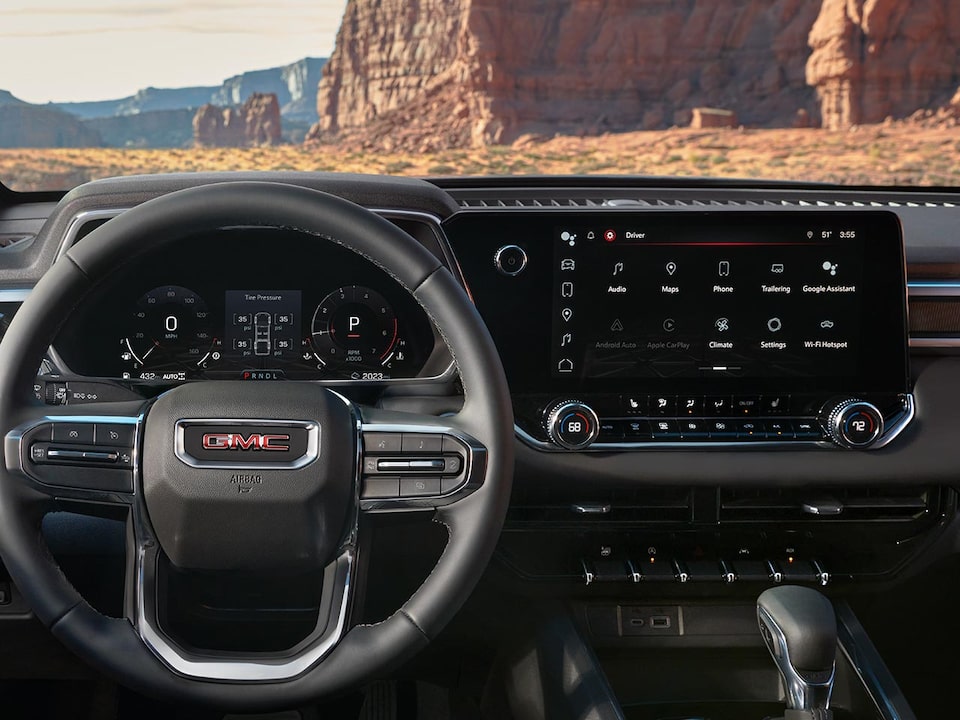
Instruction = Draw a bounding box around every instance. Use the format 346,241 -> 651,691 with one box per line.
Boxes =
315,0 -> 960,149
807,0 -> 960,129
194,93 -> 281,147
315,0 -> 822,149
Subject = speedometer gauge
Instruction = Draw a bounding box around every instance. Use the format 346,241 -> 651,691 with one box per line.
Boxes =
310,286 -> 398,369
122,285 -> 218,378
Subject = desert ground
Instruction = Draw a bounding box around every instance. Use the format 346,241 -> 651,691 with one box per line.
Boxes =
2,125 -> 958,192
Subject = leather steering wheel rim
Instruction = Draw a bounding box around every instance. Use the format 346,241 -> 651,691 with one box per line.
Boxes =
0,182 -> 514,709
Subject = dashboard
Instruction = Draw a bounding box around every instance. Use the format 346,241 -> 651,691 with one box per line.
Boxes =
1,173 -> 959,720
2,172 -> 960,596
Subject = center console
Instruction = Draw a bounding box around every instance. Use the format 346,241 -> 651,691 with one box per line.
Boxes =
445,210 -> 911,451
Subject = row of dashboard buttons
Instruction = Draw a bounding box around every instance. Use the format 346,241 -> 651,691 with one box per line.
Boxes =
621,394 -> 792,417
583,557 -> 829,586
597,418 -> 822,442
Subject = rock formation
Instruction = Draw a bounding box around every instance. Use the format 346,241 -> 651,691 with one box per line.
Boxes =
212,58 -> 326,123
313,0 -> 823,150
54,57 -> 325,125
193,93 -> 282,147
807,0 -> 960,129
0,103 -> 102,148
313,0 -> 960,149
85,109 -> 195,149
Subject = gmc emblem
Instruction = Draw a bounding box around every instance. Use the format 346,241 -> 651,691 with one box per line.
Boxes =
201,433 -> 291,451
175,420 -> 318,469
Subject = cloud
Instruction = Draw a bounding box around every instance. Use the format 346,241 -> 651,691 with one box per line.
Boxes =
0,1 -> 344,39
0,0 -> 320,16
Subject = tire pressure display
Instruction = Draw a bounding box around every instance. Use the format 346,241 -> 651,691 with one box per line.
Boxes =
224,290 -> 301,362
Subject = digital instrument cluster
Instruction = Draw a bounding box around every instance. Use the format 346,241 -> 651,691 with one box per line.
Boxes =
54,228 -> 440,383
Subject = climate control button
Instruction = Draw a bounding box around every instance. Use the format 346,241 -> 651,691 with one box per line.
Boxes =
544,400 -> 600,450
822,399 -> 884,448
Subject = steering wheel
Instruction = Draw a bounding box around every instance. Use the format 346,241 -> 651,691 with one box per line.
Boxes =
0,182 -> 514,710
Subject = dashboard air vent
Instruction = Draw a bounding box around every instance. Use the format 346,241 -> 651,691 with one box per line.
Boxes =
719,487 -> 937,524
506,486 -> 692,527
456,195 -> 960,210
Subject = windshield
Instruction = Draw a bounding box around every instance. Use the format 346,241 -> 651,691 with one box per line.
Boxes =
3,1 -> 959,192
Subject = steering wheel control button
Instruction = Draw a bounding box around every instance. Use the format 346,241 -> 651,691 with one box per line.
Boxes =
544,400 -> 600,450
360,477 -> 401,500
493,244 -> 528,276
443,455 -> 463,474
95,423 -> 135,446
401,433 -> 443,453
399,476 -> 442,497
52,423 -> 94,444
363,432 -> 402,453
823,398 -> 884,448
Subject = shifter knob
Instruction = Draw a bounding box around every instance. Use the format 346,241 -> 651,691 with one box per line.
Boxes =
757,586 -> 837,718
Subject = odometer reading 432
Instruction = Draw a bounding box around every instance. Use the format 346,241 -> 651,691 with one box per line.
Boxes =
121,285 -> 219,379
310,286 -> 401,373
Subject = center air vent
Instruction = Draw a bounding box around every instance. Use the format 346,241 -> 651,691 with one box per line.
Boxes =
719,487 -> 938,524
507,486 -> 692,527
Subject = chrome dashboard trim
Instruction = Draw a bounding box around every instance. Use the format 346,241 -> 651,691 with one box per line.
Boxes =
907,281 -> 960,296
55,208 -> 131,262
836,601 -> 916,720
0,288 -> 31,302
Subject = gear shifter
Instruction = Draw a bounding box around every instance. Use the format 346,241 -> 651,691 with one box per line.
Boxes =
757,586 -> 837,720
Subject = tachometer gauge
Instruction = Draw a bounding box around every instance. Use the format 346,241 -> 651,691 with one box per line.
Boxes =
310,286 -> 398,370
122,285 -> 219,379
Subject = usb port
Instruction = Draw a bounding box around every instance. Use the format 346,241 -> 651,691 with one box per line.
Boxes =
628,618 -> 645,627
650,615 -> 671,629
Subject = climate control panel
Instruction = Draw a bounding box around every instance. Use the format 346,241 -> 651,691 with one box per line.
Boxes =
515,393 -> 913,451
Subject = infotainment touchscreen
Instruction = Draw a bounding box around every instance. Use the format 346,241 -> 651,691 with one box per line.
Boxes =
444,210 -> 908,396
552,217 -> 875,381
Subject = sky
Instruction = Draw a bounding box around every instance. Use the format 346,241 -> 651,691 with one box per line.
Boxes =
0,0 -> 347,103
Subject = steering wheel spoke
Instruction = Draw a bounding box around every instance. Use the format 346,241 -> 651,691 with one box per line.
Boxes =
357,406 -> 487,512
4,401 -> 145,508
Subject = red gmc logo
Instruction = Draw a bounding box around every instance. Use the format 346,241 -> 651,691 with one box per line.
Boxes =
201,433 -> 291,451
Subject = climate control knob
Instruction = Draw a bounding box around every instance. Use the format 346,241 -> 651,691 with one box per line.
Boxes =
544,400 -> 600,450
822,399 -> 884,449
